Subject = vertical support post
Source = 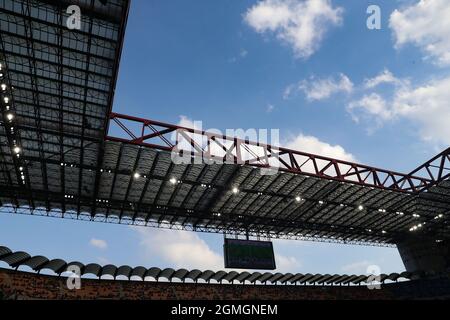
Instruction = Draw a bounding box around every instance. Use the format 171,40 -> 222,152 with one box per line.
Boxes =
397,237 -> 450,273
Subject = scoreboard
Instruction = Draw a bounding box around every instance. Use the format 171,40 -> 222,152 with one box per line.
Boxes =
224,239 -> 276,270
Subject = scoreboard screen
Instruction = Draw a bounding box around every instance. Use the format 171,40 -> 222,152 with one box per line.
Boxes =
224,239 -> 276,270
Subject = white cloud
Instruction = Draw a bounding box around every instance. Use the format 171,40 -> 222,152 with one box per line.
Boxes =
282,133 -> 356,174
392,76 -> 450,145
266,103 -> 275,112
348,73 -> 450,146
229,48 -> 249,63
285,133 -> 356,162
177,115 -> 201,130
363,69 -> 405,89
347,93 -> 393,124
244,0 -> 343,58
283,84 -> 295,100
341,260 -> 372,274
390,0 -> 450,66
290,73 -> 353,101
89,238 -> 108,250
97,257 -> 111,265
134,227 -> 223,270
275,254 -> 301,272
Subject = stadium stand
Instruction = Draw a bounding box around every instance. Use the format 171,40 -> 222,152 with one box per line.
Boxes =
2,268 -> 450,300
1,244 -> 450,300
0,245 -> 423,286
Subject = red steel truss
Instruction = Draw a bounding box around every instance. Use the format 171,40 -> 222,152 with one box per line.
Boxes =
106,112 -> 445,193
402,148 -> 450,187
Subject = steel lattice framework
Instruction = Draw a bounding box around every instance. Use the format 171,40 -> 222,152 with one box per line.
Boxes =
107,113 -> 439,193
0,0 -> 129,214
0,0 -> 449,247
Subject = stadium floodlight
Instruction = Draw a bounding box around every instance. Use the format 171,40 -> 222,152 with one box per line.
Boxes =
295,196 -> 302,202
1,83 -> 6,91
358,205 -> 364,211
13,146 -> 21,154
169,177 -> 177,185
6,113 -> 13,121
133,172 -> 140,179
409,224 -> 421,231
3,96 -> 9,103
232,187 -> 239,194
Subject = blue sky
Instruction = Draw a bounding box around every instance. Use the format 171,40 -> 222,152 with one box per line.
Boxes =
2,0 -> 450,276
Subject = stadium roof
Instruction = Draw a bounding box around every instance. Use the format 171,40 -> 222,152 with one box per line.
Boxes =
0,0 -> 130,217
0,245 -> 424,285
0,0 -> 449,247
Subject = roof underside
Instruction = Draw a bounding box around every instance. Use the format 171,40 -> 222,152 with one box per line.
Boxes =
1,141 -> 450,246
0,0 -> 449,247
0,0 -> 130,224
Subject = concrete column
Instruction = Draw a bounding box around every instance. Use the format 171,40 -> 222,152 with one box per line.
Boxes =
397,237 -> 449,273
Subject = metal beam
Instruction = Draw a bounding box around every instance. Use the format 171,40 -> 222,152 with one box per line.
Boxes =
106,112 -> 434,193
